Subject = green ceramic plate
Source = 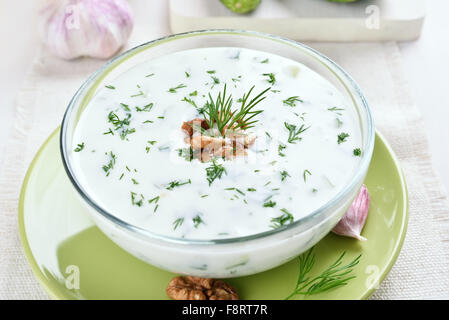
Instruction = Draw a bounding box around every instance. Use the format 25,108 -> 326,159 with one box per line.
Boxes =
18,128 -> 408,300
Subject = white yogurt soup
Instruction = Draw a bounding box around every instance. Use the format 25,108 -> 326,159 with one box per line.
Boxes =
71,47 -> 363,240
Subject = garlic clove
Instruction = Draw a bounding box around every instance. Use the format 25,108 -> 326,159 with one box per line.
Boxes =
332,185 -> 370,241
38,0 -> 133,60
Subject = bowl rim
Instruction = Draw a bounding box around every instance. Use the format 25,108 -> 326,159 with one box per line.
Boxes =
60,29 -> 375,245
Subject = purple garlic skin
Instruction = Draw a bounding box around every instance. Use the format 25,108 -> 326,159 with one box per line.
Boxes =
38,0 -> 134,60
332,185 -> 370,241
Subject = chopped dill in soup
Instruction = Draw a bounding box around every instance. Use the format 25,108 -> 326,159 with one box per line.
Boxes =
71,47 -> 362,239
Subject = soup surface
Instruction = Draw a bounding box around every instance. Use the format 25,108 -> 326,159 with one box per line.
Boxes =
71,47 -> 362,239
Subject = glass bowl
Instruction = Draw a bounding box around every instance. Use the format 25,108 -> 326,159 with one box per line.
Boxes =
60,30 -> 375,278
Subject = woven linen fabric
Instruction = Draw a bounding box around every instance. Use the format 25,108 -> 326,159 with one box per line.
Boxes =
0,11 -> 448,299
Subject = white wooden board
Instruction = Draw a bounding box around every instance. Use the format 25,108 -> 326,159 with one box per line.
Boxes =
169,0 -> 425,41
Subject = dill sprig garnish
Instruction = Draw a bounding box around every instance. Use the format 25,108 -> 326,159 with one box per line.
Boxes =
177,146 -> 194,161
130,84 -> 144,97
166,179 -> 191,190
148,195 -> 160,213
336,118 -> 343,128
105,85 -> 115,90
280,170 -> 290,181
328,106 -> 344,116
263,200 -> 276,208
120,103 -> 131,112
168,83 -> 187,93
353,148 -> 362,156
102,151 -> 116,176
271,208 -> 294,228
193,215 -> 204,228
284,122 -> 309,144
107,112 -> 135,140
283,96 -> 303,107
173,217 -> 184,230
262,73 -> 276,84
278,143 -> 286,157
145,140 -> 157,154
203,84 -> 270,135
136,103 -> 153,112
261,58 -> 269,64
74,142 -> 84,152
225,187 -> 245,196
210,76 -> 220,88
206,160 -> 227,186
130,192 -> 144,207
337,132 -> 350,144
303,169 -> 312,182
232,76 -> 242,83
285,247 -> 361,299
181,97 -> 198,108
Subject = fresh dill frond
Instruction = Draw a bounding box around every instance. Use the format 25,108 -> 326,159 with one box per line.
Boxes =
105,85 -> 115,90
136,103 -> 153,112
74,142 -> 84,152
283,96 -> 303,107
102,151 -> 116,175
270,208 -> 294,229
280,170 -> 290,182
284,122 -> 309,144
303,169 -> 312,182
285,247 -> 361,299
262,73 -> 276,84
185,71 -> 190,78
107,112 -> 135,140
168,83 -> 187,93
206,160 -> 227,186
203,84 -> 270,135
148,196 -> 160,204
173,217 -> 184,230
353,148 -> 362,156
263,200 -> 276,208
189,90 -> 198,96
181,97 -> 198,108
165,179 -> 191,190
261,58 -> 269,63
130,192 -> 143,207
210,76 -> 220,88
120,103 -> 131,112
336,118 -> 343,128
337,132 -> 350,144
328,106 -> 345,112
278,143 -> 287,157
130,85 -> 144,97
192,215 -> 204,228
328,106 -> 345,116
177,146 -> 194,162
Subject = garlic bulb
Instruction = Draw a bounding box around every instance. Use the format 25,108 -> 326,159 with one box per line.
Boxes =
332,185 -> 370,241
38,0 -> 133,60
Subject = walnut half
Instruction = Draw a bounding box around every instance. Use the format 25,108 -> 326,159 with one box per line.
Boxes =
166,276 -> 239,300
